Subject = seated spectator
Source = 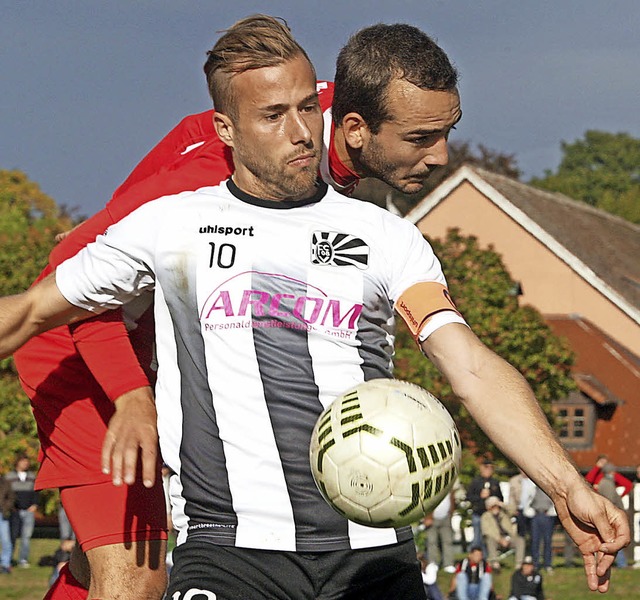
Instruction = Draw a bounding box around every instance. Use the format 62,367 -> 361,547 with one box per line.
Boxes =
508,555 -> 545,600
481,496 -> 525,571
418,552 -> 446,600
451,546 -> 494,600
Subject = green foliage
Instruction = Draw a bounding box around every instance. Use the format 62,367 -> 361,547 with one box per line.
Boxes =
0,169 -> 73,493
0,170 -> 72,295
530,130 -> 640,223
393,229 -> 576,465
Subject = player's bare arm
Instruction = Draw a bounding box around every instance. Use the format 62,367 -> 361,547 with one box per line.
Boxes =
421,322 -> 630,592
0,273 -> 95,359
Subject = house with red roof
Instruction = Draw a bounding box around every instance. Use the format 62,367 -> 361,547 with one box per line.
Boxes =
405,165 -> 640,559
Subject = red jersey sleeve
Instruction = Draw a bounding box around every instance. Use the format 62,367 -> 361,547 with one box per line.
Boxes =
105,135 -> 233,222
69,309 -> 151,402
113,110 -> 216,196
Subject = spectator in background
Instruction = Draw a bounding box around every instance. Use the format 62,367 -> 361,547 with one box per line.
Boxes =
0,472 -> 15,574
426,488 -> 457,573
529,485 -> 556,573
452,546 -> 494,600
634,464 -> 640,483
6,456 -> 39,568
467,460 -> 503,552
585,454 -> 632,496
596,463 -> 628,568
49,538 -> 76,586
57,503 -> 75,542
481,496 -> 525,571
508,469 -> 536,552
508,555 -> 545,600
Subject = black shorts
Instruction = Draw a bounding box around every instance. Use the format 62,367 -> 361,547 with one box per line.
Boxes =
167,538 -> 427,600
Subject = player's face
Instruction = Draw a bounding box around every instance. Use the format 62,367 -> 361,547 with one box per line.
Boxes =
225,54 -> 323,202
359,81 -> 461,194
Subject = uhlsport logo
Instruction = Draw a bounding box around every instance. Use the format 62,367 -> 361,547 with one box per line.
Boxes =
311,231 -> 369,269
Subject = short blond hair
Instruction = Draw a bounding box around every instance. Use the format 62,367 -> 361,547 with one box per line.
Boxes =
203,14 -> 313,117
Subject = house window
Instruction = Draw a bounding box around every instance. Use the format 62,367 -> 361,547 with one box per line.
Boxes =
558,407 -> 585,439
553,396 -> 594,449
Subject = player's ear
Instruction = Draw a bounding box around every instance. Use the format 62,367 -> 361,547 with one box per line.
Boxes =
214,112 -> 235,148
339,112 -> 370,150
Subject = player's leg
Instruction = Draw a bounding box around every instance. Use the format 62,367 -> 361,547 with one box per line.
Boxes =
85,539 -> 167,599
61,476 -> 168,600
18,508 -> 36,566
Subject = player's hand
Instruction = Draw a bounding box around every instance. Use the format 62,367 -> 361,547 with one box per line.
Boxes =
553,481 -> 630,593
102,386 -> 159,488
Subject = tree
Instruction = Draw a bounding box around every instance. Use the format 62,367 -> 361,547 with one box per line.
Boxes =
0,169 -> 73,472
530,130 -> 640,224
353,140 -> 521,215
393,229 -> 576,474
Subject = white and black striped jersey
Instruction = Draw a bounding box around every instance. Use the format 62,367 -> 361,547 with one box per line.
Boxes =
56,179 -> 466,552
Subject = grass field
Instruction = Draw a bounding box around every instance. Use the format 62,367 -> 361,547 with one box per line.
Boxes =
0,539 -> 59,600
439,562 -> 640,600
1,538 -> 639,599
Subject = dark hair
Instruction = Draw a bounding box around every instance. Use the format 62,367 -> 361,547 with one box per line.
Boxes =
203,14 -> 313,118
332,23 -> 458,133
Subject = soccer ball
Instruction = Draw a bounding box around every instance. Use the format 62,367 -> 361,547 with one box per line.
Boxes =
309,379 -> 461,528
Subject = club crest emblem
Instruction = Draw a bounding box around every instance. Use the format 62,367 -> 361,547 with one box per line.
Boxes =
310,231 -> 369,269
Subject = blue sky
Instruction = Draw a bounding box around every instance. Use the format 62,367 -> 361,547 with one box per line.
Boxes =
2,1 -> 639,215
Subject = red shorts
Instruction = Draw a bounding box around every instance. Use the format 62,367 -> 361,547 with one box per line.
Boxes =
61,478 -> 168,552
15,330 -> 115,489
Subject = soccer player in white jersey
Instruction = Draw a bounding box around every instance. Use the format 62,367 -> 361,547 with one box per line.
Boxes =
0,17 -> 629,600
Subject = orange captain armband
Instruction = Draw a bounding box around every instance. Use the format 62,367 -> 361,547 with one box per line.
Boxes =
394,282 -> 461,341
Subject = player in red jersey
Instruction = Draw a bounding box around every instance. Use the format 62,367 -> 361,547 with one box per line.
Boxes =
15,16 -> 461,600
